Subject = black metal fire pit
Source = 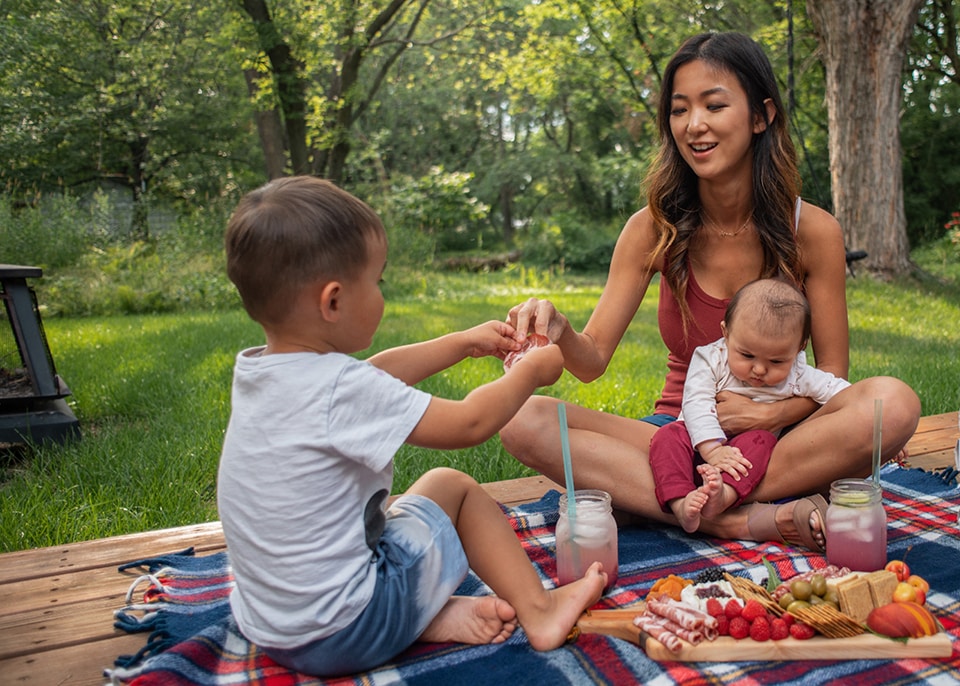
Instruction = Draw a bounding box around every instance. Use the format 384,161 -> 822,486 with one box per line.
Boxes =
0,264 -> 80,446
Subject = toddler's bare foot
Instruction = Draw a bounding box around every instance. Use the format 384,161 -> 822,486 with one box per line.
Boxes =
522,561 -> 607,652
419,595 -> 517,645
675,488 -> 710,533
698,464 -> 736,520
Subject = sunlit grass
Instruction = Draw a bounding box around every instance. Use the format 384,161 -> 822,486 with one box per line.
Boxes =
1,260 -> 957,552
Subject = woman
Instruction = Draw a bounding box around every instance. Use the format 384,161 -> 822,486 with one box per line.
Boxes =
499,32 -> 920,550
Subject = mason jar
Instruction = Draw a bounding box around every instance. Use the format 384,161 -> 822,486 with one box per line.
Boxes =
825,478 -> 887,571
556,489 -> 618,589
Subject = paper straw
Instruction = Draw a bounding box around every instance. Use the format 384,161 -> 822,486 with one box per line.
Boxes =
873,398 -> 882,483
558,402 -> 577,525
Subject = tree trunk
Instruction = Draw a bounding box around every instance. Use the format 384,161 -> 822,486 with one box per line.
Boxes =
243,69 -> 287,179
806,0 -> 923,277
241,0 -> 310,176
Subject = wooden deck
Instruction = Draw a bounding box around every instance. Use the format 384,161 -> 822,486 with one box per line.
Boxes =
1,412 -> 956,686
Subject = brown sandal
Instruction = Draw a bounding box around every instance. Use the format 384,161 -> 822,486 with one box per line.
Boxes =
746,495 -> 828,553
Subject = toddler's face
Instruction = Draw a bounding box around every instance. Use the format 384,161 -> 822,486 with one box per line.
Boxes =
339,233 -> 387,353
723,322 -> 801,388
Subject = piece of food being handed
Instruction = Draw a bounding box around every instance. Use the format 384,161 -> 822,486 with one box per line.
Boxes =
503,333 -> 551,372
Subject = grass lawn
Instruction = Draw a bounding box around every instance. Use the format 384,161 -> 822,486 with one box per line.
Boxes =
1,264 -> 958,552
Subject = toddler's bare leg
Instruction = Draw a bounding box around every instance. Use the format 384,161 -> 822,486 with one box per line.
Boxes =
409,468 -> 606,651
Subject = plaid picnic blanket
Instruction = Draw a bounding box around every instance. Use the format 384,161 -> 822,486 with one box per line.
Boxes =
105,463 -> 960,685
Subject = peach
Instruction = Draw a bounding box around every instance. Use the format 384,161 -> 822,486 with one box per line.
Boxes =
866,601 -> 939,638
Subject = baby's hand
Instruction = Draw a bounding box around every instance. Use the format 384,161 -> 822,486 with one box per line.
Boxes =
510,341 -> 563,387
700,443 -> 752,481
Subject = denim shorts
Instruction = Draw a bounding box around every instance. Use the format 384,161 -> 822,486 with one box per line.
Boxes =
640,413 -> 677,428
263,494 -> 469,677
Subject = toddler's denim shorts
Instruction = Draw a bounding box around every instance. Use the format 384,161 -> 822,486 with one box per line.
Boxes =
264,494 -> 469,677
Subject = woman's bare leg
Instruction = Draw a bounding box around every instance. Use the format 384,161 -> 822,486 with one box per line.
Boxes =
501,377 -> 920,546
500,395 -> 671,523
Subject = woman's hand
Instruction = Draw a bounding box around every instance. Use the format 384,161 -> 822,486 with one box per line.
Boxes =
715,391 -> 818,435
505,297 -> 569,343
715,391 -> 776,434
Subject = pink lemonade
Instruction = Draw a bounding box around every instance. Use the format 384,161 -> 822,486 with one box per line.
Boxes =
556,490 -> 619,589
556,536 -> 619,589
825,479 -> 887,572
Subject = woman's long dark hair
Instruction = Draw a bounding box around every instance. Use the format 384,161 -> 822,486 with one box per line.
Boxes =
644,32 -> 803,335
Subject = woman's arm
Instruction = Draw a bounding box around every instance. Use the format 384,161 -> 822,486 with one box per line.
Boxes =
796,201 -> 850,379
507,209 -> 660,382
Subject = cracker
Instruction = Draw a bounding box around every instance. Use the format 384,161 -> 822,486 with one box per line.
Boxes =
864,570 -> 898,608
793,603 -> 865,638
835,577 -> 874,623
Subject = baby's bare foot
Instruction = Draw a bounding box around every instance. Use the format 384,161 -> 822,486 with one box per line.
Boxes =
522,561 -> 607,652
676,488 -> 710,533
698,464 -> 734,520
419,596 -> 517,645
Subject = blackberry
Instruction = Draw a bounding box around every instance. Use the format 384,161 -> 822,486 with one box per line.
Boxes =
694,568 -> 726,584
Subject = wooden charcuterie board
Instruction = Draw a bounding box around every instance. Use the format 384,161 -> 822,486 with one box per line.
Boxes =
576,608 -> 954,661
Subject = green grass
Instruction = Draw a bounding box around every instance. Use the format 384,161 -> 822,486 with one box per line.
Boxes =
1,262 -> 958,553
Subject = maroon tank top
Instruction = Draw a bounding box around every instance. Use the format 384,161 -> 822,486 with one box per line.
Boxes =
655,272 -> 728,417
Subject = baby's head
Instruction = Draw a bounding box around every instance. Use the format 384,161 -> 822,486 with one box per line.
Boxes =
225,177 -> 385,327
721,279 -> 810,387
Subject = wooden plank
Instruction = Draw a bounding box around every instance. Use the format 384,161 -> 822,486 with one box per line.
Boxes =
0,594 -> 134,660
0,634 -> 145,686
0,521 -> 226,585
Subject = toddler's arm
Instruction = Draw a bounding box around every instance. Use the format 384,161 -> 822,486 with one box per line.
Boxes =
406,343 -> 564,450
369,320 -> 520,385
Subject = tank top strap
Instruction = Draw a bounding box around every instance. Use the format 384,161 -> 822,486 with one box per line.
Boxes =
794,197 -> 802,233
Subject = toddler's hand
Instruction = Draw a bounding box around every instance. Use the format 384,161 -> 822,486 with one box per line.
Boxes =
511,342 -> 563,387
462,320 -> 519,359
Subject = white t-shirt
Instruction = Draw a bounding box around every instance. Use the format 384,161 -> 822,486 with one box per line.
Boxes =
217,348 -> 432,648
680,338 -> 851,448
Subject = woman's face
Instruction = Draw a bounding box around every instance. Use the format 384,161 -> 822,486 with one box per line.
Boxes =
668,59 -> 765,181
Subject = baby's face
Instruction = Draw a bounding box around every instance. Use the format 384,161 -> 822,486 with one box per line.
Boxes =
724,323 -> 801,388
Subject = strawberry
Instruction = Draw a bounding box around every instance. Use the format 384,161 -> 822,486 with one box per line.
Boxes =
749,616 -> 771,642
740,599 -> 766,622
724,598 -> 743,619
728,615 -> 750,640
770,617 -> 789,641
789,622 -> 816,640
705,597 -> 725,618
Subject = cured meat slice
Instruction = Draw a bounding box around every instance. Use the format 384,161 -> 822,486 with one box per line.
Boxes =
633,614 -> 684,652
646,595 -> 718,632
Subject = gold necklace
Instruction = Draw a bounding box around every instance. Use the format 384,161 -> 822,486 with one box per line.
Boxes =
702,211 -> 753,238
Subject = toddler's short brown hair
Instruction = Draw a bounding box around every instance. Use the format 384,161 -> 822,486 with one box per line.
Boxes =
225,177 -> 385,325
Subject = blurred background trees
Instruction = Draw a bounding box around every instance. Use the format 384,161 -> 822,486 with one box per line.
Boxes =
0,0 -> 957,277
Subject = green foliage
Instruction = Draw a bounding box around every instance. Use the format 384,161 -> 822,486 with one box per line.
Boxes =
0,192 -> 112,269
386,167 -> 493,253
514,211 -> 620,272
